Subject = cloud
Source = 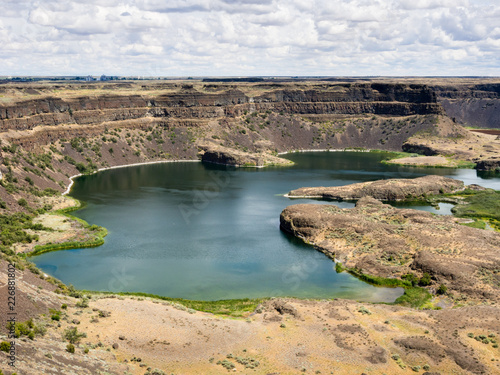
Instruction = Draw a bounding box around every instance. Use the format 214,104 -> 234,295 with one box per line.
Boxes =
398,0 -> 468,10
0,0 -> 499,76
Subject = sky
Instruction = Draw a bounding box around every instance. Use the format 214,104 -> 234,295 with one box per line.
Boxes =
1,0 -> 499,77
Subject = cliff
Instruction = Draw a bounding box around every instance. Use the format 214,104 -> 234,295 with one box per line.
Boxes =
0,82 -> 442,134
432,82 -> 500,129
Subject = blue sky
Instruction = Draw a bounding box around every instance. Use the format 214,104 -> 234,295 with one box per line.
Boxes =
1,0 -> 499,77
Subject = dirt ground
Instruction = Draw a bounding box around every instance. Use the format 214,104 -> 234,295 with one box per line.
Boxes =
1,292 -> 500,375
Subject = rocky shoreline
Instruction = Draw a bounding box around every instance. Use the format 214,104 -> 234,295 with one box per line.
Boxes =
199,144 -> 293,167
282,175 -> 500,304
287,175 -> 466,201
281,196 -> 500,303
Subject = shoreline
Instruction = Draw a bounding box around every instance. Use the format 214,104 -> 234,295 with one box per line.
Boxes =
62,148 -> 409,197
277,148 -> 371,155
62,158 -> 200,195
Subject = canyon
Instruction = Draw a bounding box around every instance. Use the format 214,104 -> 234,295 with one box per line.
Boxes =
0,78 -> 499,375
1,78 -> 499,212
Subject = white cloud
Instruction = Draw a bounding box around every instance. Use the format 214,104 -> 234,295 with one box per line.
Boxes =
0,0 -> 498,76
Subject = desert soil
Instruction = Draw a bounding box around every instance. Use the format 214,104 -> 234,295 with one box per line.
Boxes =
2,291 -> 500,374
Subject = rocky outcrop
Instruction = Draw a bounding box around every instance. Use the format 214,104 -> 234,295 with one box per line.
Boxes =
475,159 -> 500,171
280,197 -> 500,302
287,175 -> 464,201
199,145 -> 293,167
400,116 -> 500,166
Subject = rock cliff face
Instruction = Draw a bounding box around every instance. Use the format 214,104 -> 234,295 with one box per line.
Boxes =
433,83 -> 500,129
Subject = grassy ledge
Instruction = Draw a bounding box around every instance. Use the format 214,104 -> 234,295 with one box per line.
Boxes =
337,264 -> 433,309
26,197 -> 108,257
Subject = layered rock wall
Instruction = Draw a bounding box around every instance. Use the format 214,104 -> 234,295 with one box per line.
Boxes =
0,83 -> 442,135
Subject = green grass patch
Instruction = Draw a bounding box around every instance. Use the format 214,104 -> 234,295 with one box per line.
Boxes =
376,150 -> 419,161
27,198 -> 108,257
376,149 -> 475,169
454,160 -> 476,169
452,190 -> 500,220
348,268 -> 411,288
460,219 -> 487,230
85,291 -> 262,317
341,267 -> 432,308
394,287 -> 432,308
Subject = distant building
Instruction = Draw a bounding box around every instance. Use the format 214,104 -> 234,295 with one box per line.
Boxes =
85,75 -> 95,81
100,75 -> 109,81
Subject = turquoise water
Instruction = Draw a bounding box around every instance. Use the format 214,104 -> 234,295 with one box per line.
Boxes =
31,152 -> 500,301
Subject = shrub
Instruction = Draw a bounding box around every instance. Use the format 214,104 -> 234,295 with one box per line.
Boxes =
436,284 -> 447,295
358,306 -> 371,315
418,273 -> 432,286
0,341 -> 10,353
66,343 -> 75,353
50,310 -> 61,321
394,287 -> 432,308
401,273 -> 419,286
70,138 -> 83,152
42,188 -> 59,196
66,285 -> 82,298
63,327 -> 87,344
34,322 -> 47,336
335,262 -> 344,273
75,163 -> 87,173
75,298 -> 89,308
145,370 -> 166,375
17,198 -> 28,208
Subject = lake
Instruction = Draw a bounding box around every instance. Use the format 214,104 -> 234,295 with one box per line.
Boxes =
31,152 -> 500,301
